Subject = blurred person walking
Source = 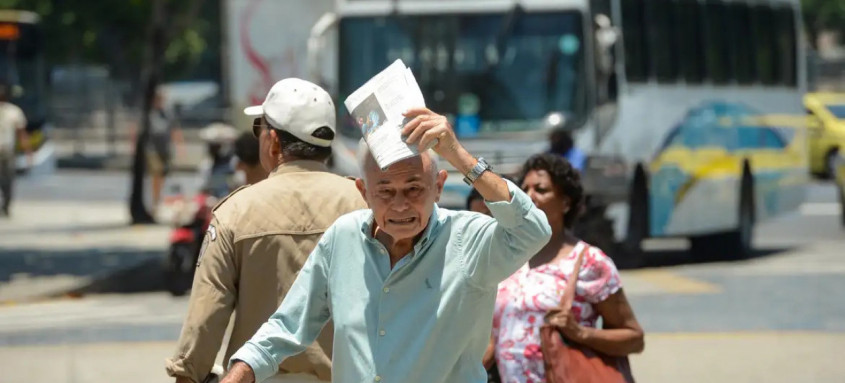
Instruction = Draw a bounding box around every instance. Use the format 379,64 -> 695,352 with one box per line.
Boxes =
148,88 -> 185,210
484,153 -> 644,382
233,131 -> 268,186
0,82 -> 30,217
165,78 -> 366,383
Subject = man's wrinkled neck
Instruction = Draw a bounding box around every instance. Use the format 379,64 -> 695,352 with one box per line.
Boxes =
372,224 -> 426,268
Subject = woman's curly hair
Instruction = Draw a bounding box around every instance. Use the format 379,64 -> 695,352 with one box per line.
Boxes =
518,153 -> 584,229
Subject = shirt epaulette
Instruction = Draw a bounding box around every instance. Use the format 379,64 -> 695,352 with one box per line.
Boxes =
212,184 -> 251,212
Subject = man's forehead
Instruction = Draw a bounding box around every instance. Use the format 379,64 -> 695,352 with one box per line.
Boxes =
373,158 -> 426,184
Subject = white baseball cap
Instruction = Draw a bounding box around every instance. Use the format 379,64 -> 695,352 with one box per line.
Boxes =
244,78 -> 336,147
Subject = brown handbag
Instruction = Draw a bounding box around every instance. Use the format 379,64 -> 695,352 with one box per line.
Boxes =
539,245 -> 635,383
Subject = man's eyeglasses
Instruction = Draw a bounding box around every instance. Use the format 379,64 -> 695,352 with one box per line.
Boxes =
252,117 -> 265,138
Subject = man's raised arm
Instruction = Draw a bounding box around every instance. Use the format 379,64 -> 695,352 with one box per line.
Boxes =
402,108 -> 552,288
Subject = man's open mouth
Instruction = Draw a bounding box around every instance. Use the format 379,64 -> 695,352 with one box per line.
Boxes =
388,217 -> 416,225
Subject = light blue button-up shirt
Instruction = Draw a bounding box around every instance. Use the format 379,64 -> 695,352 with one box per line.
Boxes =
230,180 -> 551,383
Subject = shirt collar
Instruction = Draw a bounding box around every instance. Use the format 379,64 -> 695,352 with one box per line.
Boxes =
361,204 -> 441,253
269,160 -> 329,177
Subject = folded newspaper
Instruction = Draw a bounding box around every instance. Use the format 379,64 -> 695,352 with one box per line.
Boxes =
344,59 -> 427,170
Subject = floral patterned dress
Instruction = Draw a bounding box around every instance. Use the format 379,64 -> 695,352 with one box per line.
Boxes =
492,241 -> 622,383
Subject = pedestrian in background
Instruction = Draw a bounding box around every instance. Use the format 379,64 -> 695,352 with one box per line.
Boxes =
233,131 -> 268,186
148,88 -> 185,211
221,107 -> 552,383
166,78 -> 367,383
484,153 -> 644,382
0,82 -> 30,217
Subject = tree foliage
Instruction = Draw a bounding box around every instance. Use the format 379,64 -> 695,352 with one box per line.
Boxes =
0,0 -> 218,84
803,0 -> 845,49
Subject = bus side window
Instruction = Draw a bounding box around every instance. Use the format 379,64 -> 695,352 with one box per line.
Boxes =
621,0 -> 648,82
727,2 -> 755,85
648,0 -> 679,83
752,5 -> 779,85
678,0 -> 704,84
703,0 -> 731,84
776,6 -> 797,87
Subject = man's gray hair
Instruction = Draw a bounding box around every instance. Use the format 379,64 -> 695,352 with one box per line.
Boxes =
357,139 -> 439,181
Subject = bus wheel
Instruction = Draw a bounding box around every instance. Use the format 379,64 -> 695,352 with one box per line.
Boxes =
619,167 -> 648,269
691,171 -> 755,261
839,183 -> 845,227
824,149 -> 839,180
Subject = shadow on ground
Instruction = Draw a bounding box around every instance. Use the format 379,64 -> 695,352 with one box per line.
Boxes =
640,247 -> 792,269
0,248 -> 165,294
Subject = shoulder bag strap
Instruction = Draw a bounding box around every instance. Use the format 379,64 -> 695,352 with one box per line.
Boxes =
558,242 -> 588,312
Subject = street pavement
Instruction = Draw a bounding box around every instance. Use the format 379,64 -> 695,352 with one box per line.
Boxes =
0,171 -> 844,382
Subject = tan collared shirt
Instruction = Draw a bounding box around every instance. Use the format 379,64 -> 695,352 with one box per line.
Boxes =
166,160 -> 367,383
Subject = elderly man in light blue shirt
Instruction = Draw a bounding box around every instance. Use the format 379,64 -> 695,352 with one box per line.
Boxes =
223,108 -> 551,383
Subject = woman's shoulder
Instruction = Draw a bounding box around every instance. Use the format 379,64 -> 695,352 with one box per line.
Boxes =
574,241 -> 620,279
576,241 -> 623,302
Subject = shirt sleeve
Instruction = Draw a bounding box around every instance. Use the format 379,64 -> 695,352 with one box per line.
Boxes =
459,179 -> 552,289
228,226 -> 334,382
165,217 -> 238,383
580,245 -> 623,304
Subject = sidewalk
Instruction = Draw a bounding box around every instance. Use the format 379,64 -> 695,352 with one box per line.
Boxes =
2,332 -> 843,383
0,198 -> 171,303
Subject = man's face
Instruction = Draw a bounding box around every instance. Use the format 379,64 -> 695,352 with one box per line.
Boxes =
357,154 -> 447,242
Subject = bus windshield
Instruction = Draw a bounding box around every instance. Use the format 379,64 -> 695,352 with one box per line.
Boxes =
0,21 -> 46,125
338,11 -> 586,138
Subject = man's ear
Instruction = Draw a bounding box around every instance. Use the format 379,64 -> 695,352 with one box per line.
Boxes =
434,169 -> 447,202
355,178 -> 369,203
268,129 -> 282,159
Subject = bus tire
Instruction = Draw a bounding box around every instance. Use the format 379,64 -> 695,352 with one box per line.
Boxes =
690,168 -> 755,261
618,166 -> 648,269
824,149 -> 839,180
839,182 -> 845,227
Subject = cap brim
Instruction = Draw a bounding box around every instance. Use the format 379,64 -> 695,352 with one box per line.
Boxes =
243,105 -> 264,116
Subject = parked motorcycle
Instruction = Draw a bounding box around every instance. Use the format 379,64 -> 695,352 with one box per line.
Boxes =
163,123 -> 238,296
163,189 -> 218,296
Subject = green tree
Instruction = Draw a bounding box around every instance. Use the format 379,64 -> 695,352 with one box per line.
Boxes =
130,0 -> 208,224
0,0 -> 217,87
803,0 -> 845,49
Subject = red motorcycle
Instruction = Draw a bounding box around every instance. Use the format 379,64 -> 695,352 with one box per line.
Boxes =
163,190 -> 218,296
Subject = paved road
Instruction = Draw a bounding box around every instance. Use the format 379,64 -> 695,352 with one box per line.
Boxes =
1,172 -> 844,382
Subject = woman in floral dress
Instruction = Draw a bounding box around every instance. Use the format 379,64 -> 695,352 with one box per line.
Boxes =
483,153 -> 645,383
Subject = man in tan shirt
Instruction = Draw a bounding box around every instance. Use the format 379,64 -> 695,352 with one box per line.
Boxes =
166,78 -> 366,383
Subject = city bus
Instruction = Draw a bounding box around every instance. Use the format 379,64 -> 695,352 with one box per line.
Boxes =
0,10 -> 52,172
308,0 -> 808,266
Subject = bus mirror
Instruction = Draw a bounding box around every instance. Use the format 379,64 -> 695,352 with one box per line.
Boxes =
307,12 -> 339,86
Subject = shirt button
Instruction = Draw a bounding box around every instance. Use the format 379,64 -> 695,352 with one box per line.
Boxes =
383,287 -> 390,293
379,329 -> 386,336
374,376 -> 382,382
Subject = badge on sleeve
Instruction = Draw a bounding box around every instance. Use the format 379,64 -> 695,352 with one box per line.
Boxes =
197,225 -> 217,267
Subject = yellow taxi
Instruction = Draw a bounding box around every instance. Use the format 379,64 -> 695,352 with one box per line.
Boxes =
804,92 -> 845,178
